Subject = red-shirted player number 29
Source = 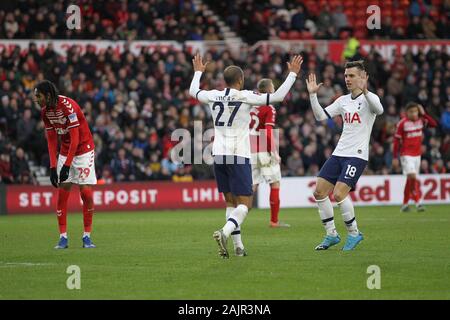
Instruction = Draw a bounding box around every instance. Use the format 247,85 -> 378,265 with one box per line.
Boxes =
77,168 -> 90,179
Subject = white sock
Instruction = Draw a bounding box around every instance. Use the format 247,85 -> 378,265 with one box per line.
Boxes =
222,204 -> 248,238
226,207 -> 243,249
83,232 -> 91,238
60,233 -> 67,238
316,196 -> 337,237
338,196 -> 359,236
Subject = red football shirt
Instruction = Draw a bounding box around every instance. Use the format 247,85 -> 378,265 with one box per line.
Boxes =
249,105 -> 276,153
42,95 -> 94,157
393,114 -> 437,157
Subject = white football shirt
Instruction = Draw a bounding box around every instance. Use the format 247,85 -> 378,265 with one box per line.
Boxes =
324,92 -> 383,161
190,71 -> 297,158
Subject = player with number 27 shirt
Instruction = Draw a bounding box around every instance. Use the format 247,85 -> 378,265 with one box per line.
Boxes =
189,53 -> 302,258
35,80 -> 96,250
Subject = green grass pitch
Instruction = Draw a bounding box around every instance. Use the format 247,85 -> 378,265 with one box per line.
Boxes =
1,205 -> 449,299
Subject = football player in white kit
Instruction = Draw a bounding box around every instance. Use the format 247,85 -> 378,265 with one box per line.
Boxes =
306,60 -> 384,251
189,53 -> 303,258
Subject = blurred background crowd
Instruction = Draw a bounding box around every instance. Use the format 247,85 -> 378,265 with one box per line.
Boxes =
1,0 -> 448,42
0,0 -> 449,185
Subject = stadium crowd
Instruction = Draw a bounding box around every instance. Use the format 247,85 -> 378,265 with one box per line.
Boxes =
206,0 -> 449,43
2,0 -> 449,43
0,39 -> 449,184
0,0 -> 223,41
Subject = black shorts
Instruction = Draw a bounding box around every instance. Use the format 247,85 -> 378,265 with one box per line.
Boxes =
213,155 -> 253,196
318,155 -> 368,191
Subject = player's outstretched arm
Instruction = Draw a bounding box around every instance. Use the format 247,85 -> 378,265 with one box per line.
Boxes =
241,55 -> 302,106
269,55 -> 303,103
189,53 -> 209,101
306,73 -> 328,121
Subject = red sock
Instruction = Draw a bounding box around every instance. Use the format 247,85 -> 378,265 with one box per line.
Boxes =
414,180 -> 422,203
409,178 -> 417,201
56,188 -> 71,234
403,178 -> 411,205
80,187 -> 94,233
270,187 -> 280,223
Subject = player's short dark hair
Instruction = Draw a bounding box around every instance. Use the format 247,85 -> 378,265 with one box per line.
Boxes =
345,60 -> 365,71
257,78 -> 273,93
224,65 -> 244,86
35,80 -> 59,107
405,101 -> 420,111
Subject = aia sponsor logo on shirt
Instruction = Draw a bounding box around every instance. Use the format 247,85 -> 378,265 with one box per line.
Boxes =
344,112 -> 361,124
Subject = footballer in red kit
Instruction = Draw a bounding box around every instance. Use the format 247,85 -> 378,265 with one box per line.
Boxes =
35,80 -> 97,249
249,78 -> 289,228
393,102 -> 438,212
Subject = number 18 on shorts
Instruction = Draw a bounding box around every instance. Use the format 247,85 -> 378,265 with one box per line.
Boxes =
318,155 -> 368,190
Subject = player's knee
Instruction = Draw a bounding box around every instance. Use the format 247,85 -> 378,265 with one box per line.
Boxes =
333,191 -> 347,203
407,173 -> 416,180
313,189 -> 328,200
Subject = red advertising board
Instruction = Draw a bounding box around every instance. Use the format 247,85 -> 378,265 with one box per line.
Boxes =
6,181 -> 225,215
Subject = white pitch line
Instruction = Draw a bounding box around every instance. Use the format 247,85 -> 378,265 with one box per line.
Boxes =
0,262 -> 56,267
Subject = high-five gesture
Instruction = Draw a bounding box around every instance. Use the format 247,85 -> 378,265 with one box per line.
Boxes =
287,55 -> 303,75
356,70 -> 369,94
306,73 -> 323,94
192,52 -> 209,72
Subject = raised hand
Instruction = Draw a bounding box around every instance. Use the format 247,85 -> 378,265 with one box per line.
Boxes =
417,104 -> 425,115
356,70 -> 369,94
192,52 -> 209,72
305,73 -> 323,94
286,55 -> 303,75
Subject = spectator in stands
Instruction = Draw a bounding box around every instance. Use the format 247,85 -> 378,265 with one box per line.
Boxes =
110,148 -> 136,182
331,5 -> 349,34
286,150 -> 304,176
11,147 -> 32,184
16,109 -> 36,151
316,4 -> 332,34
172,166 -> 194,182
422,16 -> 437,39
204,26 -> 220,41
407,16 -> 426,39
0,152 -> 14,184
291,6 -> 306,31
441,104 -> 450,134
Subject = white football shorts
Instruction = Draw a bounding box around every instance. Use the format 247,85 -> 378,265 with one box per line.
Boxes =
251,152 -> 282,185
57,150 -> 97,185
400,155 -> 421,175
